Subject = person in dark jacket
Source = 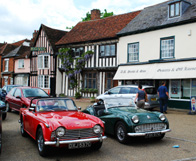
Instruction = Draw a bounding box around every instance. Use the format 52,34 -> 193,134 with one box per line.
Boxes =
134,84 -> 146,108
157,81 -> 170,114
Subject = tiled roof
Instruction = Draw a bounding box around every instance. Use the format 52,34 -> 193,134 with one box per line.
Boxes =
56,10 -> 141,46
12,39 -> 30,46
118,0 -> 196,36
3,45 -> 30,59
33,24 -> 67,51
0,44 -> 18,56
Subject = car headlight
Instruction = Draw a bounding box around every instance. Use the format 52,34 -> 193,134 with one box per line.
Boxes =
159,114 -> 166,121
132,115 -> 139,123
93,125 -> 102,134
56,127 -> 66,137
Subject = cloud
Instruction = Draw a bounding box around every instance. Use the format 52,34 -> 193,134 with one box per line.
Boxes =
0,0 -> 166,43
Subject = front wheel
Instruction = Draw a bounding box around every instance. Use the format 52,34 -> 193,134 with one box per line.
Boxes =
92,141 -> 102,150
6,103 -> 11,112
115,122 -> 129,144
37,128 -> 48,157
20,117 -> 27,137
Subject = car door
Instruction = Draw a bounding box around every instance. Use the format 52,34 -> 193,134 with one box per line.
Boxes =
13,88 -> 23,111
24,108 -> 37,137
118,87 -> 138,100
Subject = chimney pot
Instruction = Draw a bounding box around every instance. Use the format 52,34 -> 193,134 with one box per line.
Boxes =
91,9 -> 100,20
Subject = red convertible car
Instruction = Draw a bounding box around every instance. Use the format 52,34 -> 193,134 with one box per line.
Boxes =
19,97 -> 106,157
5,87 -> 48,112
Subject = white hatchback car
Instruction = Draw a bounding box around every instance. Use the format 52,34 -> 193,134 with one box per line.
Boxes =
96,85 -> 160,110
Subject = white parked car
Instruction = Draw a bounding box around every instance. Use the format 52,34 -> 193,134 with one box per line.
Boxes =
96,85 -> 160,110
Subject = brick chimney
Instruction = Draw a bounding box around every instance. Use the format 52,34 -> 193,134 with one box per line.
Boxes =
33,30 -> 38,39
91,9 -> 100,20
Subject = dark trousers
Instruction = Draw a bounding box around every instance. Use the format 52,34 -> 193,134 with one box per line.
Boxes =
159,97 -> 168,113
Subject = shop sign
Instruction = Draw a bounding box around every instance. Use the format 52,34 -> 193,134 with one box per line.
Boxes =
31,47 -> 46,51
190,96 -> 196,113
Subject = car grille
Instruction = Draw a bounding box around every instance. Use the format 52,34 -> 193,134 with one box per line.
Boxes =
51,128 -> 99,140
134,123 -> 167,133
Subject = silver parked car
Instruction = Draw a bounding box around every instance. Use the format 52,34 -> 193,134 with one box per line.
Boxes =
96,85 -> 160,110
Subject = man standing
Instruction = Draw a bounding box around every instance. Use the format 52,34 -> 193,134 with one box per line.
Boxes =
157,81 -> 169,113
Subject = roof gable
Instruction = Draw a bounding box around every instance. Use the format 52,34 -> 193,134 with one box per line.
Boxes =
56,10 -> 141,46
33,24 -> 67,51
118,0 -> 196,36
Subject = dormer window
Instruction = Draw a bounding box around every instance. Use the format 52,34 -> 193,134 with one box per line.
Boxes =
169,2 -> 180,18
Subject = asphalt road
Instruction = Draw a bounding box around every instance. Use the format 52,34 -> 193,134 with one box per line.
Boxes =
0,101 -> 196,161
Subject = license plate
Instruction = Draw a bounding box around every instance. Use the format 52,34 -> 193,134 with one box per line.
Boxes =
151,98 -> 156,101
68,142 -> 91,149
145,133 -> 161,138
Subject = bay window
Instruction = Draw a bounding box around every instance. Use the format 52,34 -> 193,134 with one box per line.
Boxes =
38,55 -> 49,69
38,75 -> 49,89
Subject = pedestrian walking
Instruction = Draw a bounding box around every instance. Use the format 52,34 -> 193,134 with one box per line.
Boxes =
134,84 -> 146,108
157,81 -> 169,113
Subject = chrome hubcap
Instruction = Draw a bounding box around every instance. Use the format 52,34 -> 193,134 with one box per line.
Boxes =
38,134 -> 44,152
117,126 -> 125,141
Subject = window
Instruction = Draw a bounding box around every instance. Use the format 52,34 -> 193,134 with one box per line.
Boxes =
105,72 -> 115,90
38,75 -> 49,89
18,59 -> 24,68
99,44 -> 116,57
4,59 -> 9,72
170,79 -> 193,99
108,87 -> 120,94
38,55 -> 49,69
84,72 -> 96,89
71,47 -> 84,57
169,2 -> 180,18
160,37 -> 175,59
128,43 -> 139,62
14,89 -> 22,97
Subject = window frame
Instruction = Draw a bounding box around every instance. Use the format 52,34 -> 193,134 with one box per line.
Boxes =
99,44 -> 116,57
169,2 -> 181,18
83,72 -> 97,89
127,42 -> 139,62
71,47 -> 84,58
38,75 -> 50,89
18,59 -> 24,68
160,36 -> 175,59
4,59 -> 9,72
38,54 -> 50,69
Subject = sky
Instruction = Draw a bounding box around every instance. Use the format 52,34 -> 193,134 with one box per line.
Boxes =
0,0 -> 166,43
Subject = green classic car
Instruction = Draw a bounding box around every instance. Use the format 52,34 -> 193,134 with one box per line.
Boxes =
82,98 -> 171,144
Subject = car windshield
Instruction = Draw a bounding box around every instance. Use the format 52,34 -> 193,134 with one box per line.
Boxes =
144,87 -> 157,94
36,99 -> 77,112
104,98 -> 136,109
23,88 -> 48,97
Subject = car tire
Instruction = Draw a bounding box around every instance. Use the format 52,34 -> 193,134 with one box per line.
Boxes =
37,128 -> 48,157
20,117 -> 27,137
6,103 -> 11,112
2,113 -> 7,120
92,141 -> 102,150
115,122 -> 129,144
154,133 -> 165,140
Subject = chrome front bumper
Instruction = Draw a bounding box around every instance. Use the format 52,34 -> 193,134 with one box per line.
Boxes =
127,129 -> 171,137
44,135 -> 107,146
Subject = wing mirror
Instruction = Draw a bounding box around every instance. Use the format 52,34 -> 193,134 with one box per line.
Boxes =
29,107 -> 35,112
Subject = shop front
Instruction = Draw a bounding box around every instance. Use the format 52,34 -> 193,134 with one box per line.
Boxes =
114,60 -> 196,109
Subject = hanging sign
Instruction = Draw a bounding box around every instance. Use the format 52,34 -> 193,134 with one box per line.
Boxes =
31,47 -> 46,51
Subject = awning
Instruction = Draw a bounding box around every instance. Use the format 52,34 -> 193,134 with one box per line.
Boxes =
113,60 -> 196,80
